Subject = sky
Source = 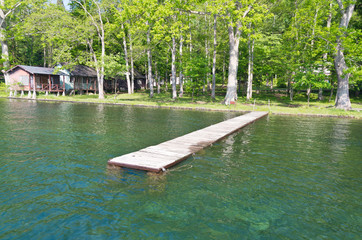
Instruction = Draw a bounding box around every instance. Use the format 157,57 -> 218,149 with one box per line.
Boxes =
51,0 -> 70,10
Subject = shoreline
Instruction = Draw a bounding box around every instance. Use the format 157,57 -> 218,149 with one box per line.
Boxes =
2,96 -> 361,119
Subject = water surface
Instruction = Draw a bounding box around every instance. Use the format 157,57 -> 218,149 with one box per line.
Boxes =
0,99 -> 361,239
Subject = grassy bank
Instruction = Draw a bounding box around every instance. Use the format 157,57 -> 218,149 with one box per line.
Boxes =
1,89 -> 361,118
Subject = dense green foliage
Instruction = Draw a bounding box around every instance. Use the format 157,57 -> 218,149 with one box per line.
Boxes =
0,0 -> 360,106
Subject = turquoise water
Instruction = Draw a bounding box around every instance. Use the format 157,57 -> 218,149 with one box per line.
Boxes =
0,99 -> 361,239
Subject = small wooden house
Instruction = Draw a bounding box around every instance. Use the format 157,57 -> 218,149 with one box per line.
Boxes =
58,65 -> 98,94
6,65 -> 67,93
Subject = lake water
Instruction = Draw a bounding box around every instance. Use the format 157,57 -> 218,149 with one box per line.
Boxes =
0,99 -> 361,239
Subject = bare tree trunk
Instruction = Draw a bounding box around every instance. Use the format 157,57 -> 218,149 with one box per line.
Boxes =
329,86 -> 334,102
224,31 -> 239,105
179,33 -> 184,97
122,24 -> 131,94
318,88 -> 324,101
334,1 -> 354,109
223,6 -> 250,105
222,52 -> 226,87
290,72 -> 295,101
171,35 -> 177,99
155,61 -> 160,94
165,55 -> 168,92
0,9 -> 9,75
211,14 -> 217,100
246,27 -> 254,101
206,38 -> 210,91
129,32 -> 134,93
307,84 -> 311,107
43,47 -> 46,67
145,61 -> 148,89
146,22 -> 154,98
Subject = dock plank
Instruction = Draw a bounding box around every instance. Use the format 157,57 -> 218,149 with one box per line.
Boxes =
108,111 -> 268,172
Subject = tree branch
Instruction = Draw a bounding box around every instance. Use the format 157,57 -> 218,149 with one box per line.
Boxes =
74,0 -> 102,39
0,2 -> 22,27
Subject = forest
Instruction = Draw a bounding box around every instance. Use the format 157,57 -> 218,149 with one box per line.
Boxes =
0,0 -> 360,110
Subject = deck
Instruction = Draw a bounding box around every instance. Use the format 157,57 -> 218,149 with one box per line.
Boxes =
108,111 -> 268,172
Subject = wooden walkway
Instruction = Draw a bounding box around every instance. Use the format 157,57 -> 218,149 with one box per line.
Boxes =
108,111 -> 268,172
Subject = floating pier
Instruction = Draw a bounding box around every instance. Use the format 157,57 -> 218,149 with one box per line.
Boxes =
108,111 -> 268,172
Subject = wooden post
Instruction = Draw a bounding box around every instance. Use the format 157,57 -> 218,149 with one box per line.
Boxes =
49,75 -> 51,92
32,74 -> 36,99
86,78 -> 89,95
63,75 -> 65,96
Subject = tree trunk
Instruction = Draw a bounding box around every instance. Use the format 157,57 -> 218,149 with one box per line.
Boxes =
99,35 -> 105,99
155,61 -> 160,94
334,1 -> 354,109
165,55 -> 168,92
224,17 -> 242,105
246,28 -> 254,101
307,85 -> 311,107
329,87 -> 334,102
318,88 -> 324,101
224,36 -> 239,104
0,1 -> 21,75
129,32 -> 134,93
211,15 -> 217,100
205,40 -> 210,92
179,33 -> 184,97
224,4 -> 250,105
222,52 -> 226,87
0,15 -> 9,73
145,61 -> 148,89
122,24 -> 131,94
147,23 -> 154,98
171,35 -> 177,99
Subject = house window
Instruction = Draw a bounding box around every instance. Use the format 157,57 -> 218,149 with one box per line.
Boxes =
19,75 -> 29,85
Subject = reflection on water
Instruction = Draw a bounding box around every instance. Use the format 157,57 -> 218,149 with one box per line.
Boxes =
0,99 -> 361,239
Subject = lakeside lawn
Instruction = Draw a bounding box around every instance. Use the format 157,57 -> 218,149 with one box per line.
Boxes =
1,88 -> 361,118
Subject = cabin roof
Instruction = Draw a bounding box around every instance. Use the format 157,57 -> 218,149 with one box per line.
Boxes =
70,65 -> 97,77
7,65 -> 66,75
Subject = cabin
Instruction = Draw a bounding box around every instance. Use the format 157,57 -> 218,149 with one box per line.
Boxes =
6,65 -> 67,93
58,65 -> 98,94
6,65 -> 98,95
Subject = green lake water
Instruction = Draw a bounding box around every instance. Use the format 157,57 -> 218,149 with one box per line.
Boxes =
0,99 -> 361,239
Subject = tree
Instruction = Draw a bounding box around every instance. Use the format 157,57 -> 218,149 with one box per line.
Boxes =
333,0 -> 355,109
74,0 -> 107,99
222,1 -> 267,105
0,0 -> 22,84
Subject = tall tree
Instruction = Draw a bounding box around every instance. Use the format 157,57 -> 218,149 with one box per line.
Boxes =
334,0 -> 355,109
222,1 -> 267,105
74,0 -> 106,99
0,0 -> 22,82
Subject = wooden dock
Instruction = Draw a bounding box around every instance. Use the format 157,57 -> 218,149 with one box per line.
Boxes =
108,111 -> 268,172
